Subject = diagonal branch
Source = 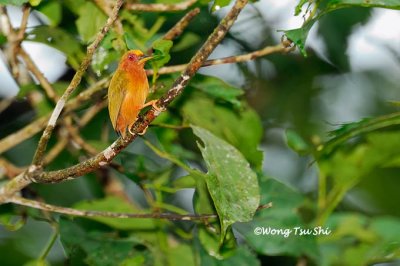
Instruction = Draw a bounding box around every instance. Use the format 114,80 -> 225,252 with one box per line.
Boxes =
162,8 -> 200,40
127,0 -> 197,12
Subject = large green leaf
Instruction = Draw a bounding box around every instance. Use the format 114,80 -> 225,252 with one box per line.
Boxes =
182,94 -> 263,168
235,176 -> 319,261
76,2 -> 107,43
73,196 -> 156,230
192,126 -> 260,241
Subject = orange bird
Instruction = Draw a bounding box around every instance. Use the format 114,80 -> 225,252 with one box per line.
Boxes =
108,50 -> 156,138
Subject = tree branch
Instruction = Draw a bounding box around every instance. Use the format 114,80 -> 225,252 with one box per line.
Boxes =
162,8 -> 200,40
126,0 -> 197,12
146,42 -> 293,76
18,48 -> 59,103
9,196 -> 217,221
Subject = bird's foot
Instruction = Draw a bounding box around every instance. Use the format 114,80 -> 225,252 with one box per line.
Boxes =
143,100 -> 165,114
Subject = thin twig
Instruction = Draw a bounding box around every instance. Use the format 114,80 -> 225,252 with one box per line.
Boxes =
18,48 -> 59,103
146,43 -> 293,76
15,4 -> 30,46
127,0 -> 197,12
163,8 -> 200,40
31,0 -> 124,167
9,196 -> 217,221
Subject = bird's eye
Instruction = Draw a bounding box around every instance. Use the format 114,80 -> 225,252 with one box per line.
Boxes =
128,54 -> 135,61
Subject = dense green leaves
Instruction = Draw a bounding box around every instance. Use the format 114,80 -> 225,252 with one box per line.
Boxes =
192,126 -> 260,241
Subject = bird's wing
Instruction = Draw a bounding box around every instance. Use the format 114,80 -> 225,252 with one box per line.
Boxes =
108,70 -> 127,130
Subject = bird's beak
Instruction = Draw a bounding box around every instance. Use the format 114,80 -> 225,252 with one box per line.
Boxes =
139,55 -> 153,64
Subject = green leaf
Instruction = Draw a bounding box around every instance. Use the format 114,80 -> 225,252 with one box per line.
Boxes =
27,26 -> 84,69
0,33 -> 7,45
150,39 -> 173,85
285,129 -> 311,155
324,0 -> 400,11
0,0 -> 28,5
38,1 -> 62,26
59,217 -> 151,266
235,176 -> 319,261
123,32 -> 138,50
192,126 -> 260,242
211,0 -> 232,12
171,32 -> 201,52
0,213 -> 26,231
295,0 -> 310,15
28,0 -> 41,6
182,94 -> 263,168
189,74 -> 244,107
173,174 -> 196,189
283,19 -> 315,56
23,259 -> 49,266
150,39 -> 173,69
76,2 -> 107,43
73,197 -> 156,230
320,114 -> 400,156
167,243 -> 195,266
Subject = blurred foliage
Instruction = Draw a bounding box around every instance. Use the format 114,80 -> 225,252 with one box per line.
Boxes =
0,0 -> 400,265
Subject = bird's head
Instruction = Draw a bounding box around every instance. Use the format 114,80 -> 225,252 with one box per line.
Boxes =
121,50 -> 153,67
